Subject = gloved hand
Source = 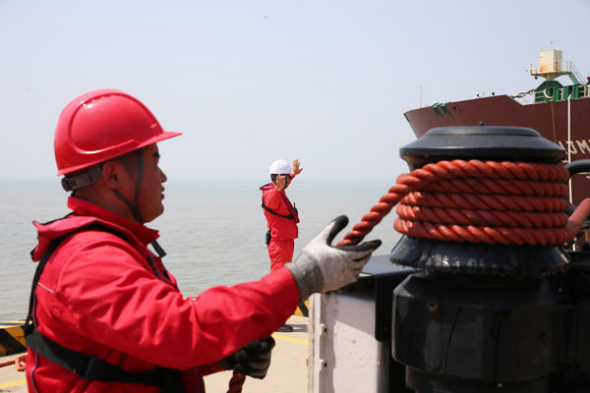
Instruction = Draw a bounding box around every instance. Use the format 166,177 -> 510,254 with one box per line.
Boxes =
219,336 -> 275,379
286,215 -> 381,300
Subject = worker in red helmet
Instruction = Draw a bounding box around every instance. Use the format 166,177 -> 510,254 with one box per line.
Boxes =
24,89 -> 381,393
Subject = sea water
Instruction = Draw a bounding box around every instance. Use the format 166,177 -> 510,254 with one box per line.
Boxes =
0,178 -> 402,321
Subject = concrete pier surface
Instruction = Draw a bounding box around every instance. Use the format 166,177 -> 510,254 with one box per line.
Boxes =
0,315 -> 308,393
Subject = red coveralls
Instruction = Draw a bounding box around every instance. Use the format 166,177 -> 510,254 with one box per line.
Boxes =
26,197 -> 299,393
260,182 -> 300,272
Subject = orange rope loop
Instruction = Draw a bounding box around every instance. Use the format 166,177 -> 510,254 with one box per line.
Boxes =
338,159 -> 590,247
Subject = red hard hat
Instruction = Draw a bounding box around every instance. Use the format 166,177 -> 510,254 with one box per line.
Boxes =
54,89 -> 182,175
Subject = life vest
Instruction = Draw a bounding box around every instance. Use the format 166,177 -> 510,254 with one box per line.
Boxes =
24,216 -> 185,392
259,183 -> 300,224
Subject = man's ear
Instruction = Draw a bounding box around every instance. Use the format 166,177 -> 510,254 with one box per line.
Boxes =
101,161 -> 123,190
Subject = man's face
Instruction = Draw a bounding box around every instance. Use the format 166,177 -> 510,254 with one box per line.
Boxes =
137,144 -> 167,223
273,174 -> 290,189
282,174 -> 291,188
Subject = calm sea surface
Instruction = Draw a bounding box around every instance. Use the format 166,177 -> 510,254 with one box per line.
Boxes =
0,179 -> 401,321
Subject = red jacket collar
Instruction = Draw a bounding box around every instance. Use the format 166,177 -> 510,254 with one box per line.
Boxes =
67,197 -> 159,245
31,198 -> 161,262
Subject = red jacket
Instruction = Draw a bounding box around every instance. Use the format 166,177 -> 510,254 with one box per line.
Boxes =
26,197 -> 299,392
260,184 -> 299,241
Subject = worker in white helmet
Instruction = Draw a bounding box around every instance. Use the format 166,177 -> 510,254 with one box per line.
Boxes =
260,159 -> 303,331
261,159 -> 303,270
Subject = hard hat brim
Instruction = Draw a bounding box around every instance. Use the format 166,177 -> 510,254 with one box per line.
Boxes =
56,130 -> 182,176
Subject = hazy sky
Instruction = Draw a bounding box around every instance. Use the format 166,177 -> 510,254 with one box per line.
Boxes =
1,0 -> 589,184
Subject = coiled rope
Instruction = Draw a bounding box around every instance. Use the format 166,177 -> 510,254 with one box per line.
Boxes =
338,159 -> 590,247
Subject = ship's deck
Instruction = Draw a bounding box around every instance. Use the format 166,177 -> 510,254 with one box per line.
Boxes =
0,315 -> 309,393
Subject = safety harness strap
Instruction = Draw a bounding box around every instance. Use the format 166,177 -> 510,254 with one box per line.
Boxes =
261,202 -> 294,220
26,329 -> 164,385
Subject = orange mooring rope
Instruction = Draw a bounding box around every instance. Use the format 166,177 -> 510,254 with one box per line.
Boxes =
227,370 -> 246,393
0,354 -> 27,371
338,159 -> 590,247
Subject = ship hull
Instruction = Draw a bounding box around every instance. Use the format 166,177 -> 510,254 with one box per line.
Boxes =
404,95 -> 590,204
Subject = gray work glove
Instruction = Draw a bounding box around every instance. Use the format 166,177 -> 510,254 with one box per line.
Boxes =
219,336 -> 275,379
286,215 -> 382,300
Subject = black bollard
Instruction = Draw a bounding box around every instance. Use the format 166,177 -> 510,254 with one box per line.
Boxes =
390,126 -> 590,392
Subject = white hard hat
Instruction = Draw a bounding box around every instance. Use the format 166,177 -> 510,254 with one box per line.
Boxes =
269,159 -> 291,174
